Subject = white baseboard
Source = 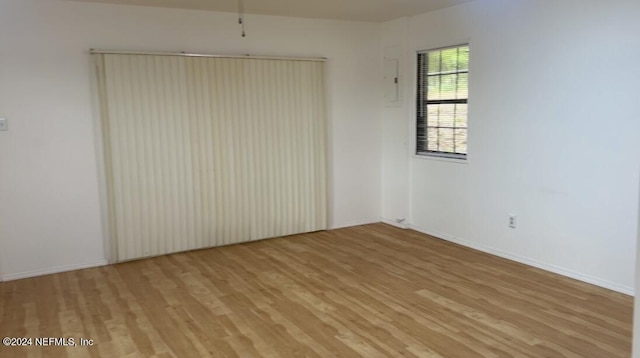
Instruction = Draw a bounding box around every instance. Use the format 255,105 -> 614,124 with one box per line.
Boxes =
330,218 -> 382,230
409,224 -> 634,296
382,218 -> 410,229
1,259 -> 109,282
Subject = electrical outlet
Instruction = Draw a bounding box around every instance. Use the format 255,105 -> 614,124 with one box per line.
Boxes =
509,214 -> 517,229
0,118 -> 7,131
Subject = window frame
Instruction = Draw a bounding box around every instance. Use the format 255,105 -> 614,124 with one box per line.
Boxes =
415,44 -> 469,161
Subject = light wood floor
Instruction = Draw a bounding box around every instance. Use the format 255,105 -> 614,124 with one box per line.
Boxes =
0,223 -> 633,357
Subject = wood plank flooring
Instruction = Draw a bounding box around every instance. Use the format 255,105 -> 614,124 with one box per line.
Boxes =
0,223 -> 633,357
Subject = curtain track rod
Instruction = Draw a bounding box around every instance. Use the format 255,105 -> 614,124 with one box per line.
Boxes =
90,49 -> 327,62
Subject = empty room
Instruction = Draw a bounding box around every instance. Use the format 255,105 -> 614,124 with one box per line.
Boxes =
1,0 -> 640,357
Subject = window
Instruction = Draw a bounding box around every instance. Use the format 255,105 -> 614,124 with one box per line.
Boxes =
416,45 -> 469,159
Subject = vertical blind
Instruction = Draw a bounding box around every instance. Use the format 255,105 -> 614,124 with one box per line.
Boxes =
94,53 -> 327,262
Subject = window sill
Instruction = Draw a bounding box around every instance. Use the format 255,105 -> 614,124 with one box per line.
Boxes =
412,153 -> 469,164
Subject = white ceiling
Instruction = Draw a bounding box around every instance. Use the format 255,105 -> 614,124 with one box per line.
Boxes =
67,0 -> 475,22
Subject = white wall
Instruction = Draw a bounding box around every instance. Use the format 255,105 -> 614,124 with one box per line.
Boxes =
380,18 -> 411,228
382,0 -> 640,294
0,0 -> 382,280
2,0 -> 637,297
634,174 -> 640,356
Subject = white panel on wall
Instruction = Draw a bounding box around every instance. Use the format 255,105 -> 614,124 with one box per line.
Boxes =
95,53 -> 327,262
383,58 -> 399,104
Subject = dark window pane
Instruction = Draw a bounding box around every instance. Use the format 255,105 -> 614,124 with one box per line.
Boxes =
454,104 -> 467,128
438,104 -> 455,127
456,73 -> 468,99
440,48 -> 459,73
427,105 -> 439,127
454,129 -> 467,154
428,74 -> 462,101
458,47 -> 469,71
438,128 -> 455,153
427,52 -> 441,74
427,128 -> 438,151
427,76 -> 441,100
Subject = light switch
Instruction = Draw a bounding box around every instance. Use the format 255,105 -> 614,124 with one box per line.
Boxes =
0,118 -> 7,131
